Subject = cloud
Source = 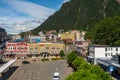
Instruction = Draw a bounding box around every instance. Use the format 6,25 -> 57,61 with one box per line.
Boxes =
0,16 -> 43,34
2,0 -> 55,19
57,0 -> 70,9
63,0 -> 70,3
0,0 -> 55,34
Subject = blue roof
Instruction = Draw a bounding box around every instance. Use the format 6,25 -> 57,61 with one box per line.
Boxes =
13,38 -> 24,42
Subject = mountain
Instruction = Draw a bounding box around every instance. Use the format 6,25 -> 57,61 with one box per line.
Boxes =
32,0 -> 120,34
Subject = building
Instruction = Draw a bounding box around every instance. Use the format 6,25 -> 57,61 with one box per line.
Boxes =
28,35 -> 46,43
45,30 -> 58,42
38,42 -> 65,58
5,41 -> 65,59
75,41 -> 90,57
11,34 -> 21,40
80,31 -> 86,41
0,28 -> 7,39
0,27 -> 7,62
59,32 -> 75,41
5,42 -> 28,59
28,43 -> 39,57
71,30 -> 86,41
88,45 -> 120,65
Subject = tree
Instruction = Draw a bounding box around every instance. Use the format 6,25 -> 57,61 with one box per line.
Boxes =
72,56 -> 84,70
86,16 -> 120,46
67,51 -> 77,65
66,64 -> 111,80
66,56 -> 111,80
59,50 -> 65,57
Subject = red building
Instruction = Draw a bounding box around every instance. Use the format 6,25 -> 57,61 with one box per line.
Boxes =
5,42 -> 28,59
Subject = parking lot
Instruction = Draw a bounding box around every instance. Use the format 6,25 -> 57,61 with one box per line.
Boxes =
6,60 -> 73,80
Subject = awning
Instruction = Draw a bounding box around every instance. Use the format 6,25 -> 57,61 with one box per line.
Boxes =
112,63 -> 120,68
87,56 -> 94,59
96,59 -> 110,66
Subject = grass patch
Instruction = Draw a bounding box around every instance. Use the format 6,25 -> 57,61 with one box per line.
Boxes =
51,58 -> 60,61
41,58 -> 49,61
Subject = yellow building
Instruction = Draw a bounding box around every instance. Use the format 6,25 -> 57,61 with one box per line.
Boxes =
28,42 -> 65,58
28,43 -> 39,57
38,42 -> 65,58
60,32 -> 75,41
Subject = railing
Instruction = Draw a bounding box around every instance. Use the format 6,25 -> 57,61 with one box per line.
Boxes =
0,58 -> 17,74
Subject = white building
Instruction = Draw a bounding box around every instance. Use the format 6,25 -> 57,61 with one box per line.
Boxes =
28,35 -> 46,43
88,44 -> 120,65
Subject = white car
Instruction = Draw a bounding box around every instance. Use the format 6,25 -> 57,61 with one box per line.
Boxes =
53,72 -> 60,80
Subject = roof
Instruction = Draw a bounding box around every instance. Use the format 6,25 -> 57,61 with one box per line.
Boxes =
54,72 -> 59,76
89,44 -> 109,47
89,44 -> 120,47
97,58 -> 120,68
87,56 -> 94,59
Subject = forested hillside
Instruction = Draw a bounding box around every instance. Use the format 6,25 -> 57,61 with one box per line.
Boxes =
85,16 -> 120,46
32,0 -> 120,34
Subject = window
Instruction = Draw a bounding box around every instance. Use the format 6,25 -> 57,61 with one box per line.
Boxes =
46,47 -> 49,49
116,48 -> 118,51
105,48 -> 107,51
111,53 -> 113,56
41,47 -> 44,50
47,55 -> 49,57
35,47 -> 38,50
111,48 -> 113,50
57,47 -> 60,50
105,53 -> 107,57
52,47 -> 55,50
30,48 -> 33,50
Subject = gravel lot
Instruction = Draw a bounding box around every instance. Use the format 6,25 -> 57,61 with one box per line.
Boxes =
2,60 -> 73,80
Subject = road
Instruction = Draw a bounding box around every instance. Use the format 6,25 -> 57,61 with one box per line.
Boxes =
7,60 -> 73,80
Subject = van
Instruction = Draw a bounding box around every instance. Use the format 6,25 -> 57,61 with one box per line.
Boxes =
53,72 -> 60,80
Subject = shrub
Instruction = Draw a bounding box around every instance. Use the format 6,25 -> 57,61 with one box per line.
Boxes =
60,50 -> 65,57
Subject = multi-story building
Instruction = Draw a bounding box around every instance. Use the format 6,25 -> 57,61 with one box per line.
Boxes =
87,45 -> 120,74
88,44 -> 120,65
5,42 -> 28,58
5,42 -> 65,59
59,32 -> 75,41
71,30 -> 81,41
0,27 -> 7,62
28,43 -> 39,57
38,42 -> 65,58
45,30 -> 58,42
75,41 -> 90,57
28,35 -> 46,43
11,34 -> 21,40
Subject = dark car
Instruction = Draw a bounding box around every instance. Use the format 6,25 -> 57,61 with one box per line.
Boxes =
22,61 -> 30,64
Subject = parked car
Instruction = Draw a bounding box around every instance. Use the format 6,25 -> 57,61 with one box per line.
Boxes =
53,72 -> 60,80
22,61 -> 30,64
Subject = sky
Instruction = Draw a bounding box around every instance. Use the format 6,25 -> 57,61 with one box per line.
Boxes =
0,0 -> 70,34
